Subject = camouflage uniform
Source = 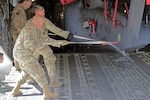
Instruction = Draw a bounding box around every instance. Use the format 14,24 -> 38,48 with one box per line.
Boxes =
33,17 -> 69,77
10,4 -> 27,71
13,18 -> 69,87
10,4 -> 27,43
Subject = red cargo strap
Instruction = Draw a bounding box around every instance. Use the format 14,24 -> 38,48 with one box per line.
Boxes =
88,19 -> 97,34
60,0 -> 74,5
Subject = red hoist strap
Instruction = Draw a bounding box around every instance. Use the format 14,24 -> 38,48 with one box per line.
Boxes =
113,0 -> 120,30
104,0 -> 113,23
124,3 -> 129,14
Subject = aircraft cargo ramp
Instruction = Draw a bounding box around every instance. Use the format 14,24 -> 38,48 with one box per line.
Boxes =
1,52 -> 150,100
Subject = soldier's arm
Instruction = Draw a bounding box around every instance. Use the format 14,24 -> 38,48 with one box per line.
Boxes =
45,18 -> 69,39
23,29 -> 63,50
38,33 -> 67,47
39,33 -> 63,47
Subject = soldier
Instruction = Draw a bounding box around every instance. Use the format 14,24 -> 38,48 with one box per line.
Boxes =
0,52 -> 4,63
12,5 -> 72,99
32,5 -> 73,87
10,0 -> 32,43
10,0 -> 32,71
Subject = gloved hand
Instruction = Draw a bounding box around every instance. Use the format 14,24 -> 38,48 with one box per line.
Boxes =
61,40 -> 68,46
67,33 -> 73,40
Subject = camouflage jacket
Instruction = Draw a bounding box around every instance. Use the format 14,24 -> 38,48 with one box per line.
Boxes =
10,4 -> 26,35
44,18 -> 69,39
13,18 -> 68,58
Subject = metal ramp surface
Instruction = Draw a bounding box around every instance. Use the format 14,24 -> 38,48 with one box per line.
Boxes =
1,53 -> 150,100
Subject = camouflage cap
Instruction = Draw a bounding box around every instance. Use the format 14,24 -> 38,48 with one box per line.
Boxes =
19,0 -> 32,3
34,5 -> 44,11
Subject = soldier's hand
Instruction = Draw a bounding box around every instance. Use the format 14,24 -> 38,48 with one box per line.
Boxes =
61,40 -> 68,46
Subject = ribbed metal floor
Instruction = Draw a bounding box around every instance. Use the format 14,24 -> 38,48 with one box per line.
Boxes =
1,52 -> 150,100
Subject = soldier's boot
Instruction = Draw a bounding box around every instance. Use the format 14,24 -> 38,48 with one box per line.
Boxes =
43,85 -> 58,99
49,76 -> 62,88
12,81 -> 22,96
12,73 -> 28,96
14,60 -> 20,71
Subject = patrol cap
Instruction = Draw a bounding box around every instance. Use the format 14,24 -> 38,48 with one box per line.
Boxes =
34,5 -> 44,11
19,0 -> 32,3
33,5 -> 45,16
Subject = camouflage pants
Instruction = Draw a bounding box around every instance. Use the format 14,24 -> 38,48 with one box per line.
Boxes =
33,46 -> 56,77
16,54 -> 48,87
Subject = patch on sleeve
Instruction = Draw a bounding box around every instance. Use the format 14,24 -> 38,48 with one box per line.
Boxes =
16,12 -> 20,15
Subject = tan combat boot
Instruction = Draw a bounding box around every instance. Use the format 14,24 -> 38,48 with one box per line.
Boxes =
49,76 -> 62,87
43,85 -> 58,99
12,82 -> 22,96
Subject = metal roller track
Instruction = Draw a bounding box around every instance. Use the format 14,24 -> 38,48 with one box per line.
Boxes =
1,53 -> 150,100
